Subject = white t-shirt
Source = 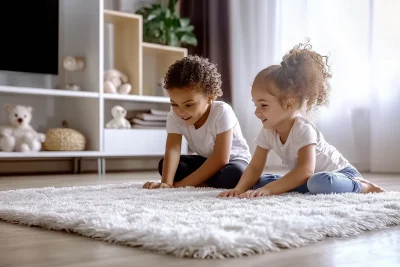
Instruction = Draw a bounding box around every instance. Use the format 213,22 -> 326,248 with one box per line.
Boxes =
255,116 -> 350,172
167,101 -> 251,163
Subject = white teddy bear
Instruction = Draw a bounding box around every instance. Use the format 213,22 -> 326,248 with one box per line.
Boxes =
105,105 -> 131,129
0,105 -> 46,152
104,69 -> 132,94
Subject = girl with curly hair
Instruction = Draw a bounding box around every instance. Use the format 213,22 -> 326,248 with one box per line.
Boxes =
218,40 -> 384,198
143,55 -> 251,189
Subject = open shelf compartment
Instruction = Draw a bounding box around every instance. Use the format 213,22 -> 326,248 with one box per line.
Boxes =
104,9 -> 142,96
142,42 -> 188,97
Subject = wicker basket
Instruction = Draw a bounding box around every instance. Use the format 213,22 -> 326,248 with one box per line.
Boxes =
43,121 -> 86,151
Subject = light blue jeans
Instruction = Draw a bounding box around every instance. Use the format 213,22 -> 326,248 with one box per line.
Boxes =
252,166 -> 362,194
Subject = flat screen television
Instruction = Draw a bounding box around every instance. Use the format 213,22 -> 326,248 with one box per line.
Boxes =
0,0 -> 59,75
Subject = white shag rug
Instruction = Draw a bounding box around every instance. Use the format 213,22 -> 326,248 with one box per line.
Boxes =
0,181 -> 399,259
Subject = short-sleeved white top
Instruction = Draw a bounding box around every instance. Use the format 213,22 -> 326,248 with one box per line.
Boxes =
255,116 -> 350,172
167,101 -> 251,163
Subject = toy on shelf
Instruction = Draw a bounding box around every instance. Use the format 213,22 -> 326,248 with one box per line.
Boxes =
62,56 -> 86,91
63,56 -> 85,71
64,84 -> 81,91
103,69 -> 132,94
43,120 -> 86,151
106,105 -> 131,129
0,105 -> 46,152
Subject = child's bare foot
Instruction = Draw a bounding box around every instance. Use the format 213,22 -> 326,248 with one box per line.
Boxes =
353,177 -> 385,193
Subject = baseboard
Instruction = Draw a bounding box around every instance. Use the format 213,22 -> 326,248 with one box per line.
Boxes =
0,157 -> 162,176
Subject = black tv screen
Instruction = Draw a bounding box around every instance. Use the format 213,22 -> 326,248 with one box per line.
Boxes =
0,0 -> 59,75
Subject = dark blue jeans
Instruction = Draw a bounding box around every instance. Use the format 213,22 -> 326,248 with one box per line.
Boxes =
158,155 -> 248,189
252,166 -> 362,194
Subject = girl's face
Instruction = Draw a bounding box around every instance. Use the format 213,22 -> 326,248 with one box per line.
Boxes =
168,88 -> 213,128
251,81 -> 296,129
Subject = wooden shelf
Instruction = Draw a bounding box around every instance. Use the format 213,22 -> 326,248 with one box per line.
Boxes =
142,42 -> 188,55
103,93 -> 170,103
104,9 -> 142,21
0,85 -> 99,98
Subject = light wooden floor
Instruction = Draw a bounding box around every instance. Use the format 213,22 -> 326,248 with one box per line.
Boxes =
0,171 -> 399,267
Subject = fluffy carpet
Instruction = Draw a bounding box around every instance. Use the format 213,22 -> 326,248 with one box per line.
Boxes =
0,182 -> 399,259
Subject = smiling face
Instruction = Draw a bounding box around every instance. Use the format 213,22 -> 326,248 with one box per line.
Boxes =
168,88 -> 213,128
252,80 -> 296,130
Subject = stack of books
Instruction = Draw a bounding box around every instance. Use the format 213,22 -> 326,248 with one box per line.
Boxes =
127,109 -> 169,129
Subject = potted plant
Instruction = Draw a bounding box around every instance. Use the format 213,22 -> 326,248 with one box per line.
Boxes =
136,0 -> 197,47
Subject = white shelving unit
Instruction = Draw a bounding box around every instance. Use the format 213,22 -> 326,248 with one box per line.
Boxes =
0,85 -> 100,99
103,93 -> 170,103
0,0 -> 188,175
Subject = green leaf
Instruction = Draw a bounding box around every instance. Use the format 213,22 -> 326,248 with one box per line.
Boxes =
164,18 -> 173,29
181,34 -> 198,46
169,33 -> 179,47
165,8 -> 171,19
150,8 -> 163,18
179,18 -> 190,27
147,13 -> 158,21
170,17 -> 181,28
175,25 -> 194,33
137,0 -> 197,47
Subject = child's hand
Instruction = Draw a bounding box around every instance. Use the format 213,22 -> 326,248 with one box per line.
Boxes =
238,190 -> 265,199
142,182 -> 160,189
142,182 -> 172,189
217,189 -> 241,198
158,183 -> 173,189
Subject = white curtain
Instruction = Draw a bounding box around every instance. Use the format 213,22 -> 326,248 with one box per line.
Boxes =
229,0 -> 283,166
230,0 -> 400,172
369,0 -> 400,172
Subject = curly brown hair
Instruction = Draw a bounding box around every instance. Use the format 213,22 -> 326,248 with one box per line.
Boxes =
255,39 -> 332,111
164,55 -> 223,97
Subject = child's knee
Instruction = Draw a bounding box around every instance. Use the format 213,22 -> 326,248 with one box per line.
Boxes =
209,162 -> 246,189
307,172 -> 334,194
223,161 -> 247,177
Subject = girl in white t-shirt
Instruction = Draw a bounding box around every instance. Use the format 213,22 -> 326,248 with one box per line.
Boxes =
143,55 -> 251,190
218,40 -> 384,198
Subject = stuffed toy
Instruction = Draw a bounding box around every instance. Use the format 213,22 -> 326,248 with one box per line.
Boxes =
105,105 -> 131,129
0,105 -> 46,152
104,69 -> 132,94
